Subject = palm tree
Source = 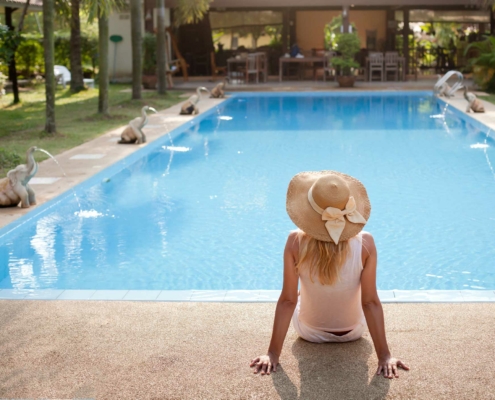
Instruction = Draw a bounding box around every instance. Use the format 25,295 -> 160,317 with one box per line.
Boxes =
156,0 -> 167,94
130,0 -> 142,99
97,7 -> 109,114
43,0 -> 56,133
4,0 -> 31,104
70,0 -> 85,92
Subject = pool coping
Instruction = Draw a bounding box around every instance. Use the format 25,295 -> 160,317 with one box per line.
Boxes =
0,289 -> 494,302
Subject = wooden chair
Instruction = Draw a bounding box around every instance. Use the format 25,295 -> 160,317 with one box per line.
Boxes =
368,52 -> 384,82
165,27 -> 189,85
253,52 -> 267,82
211,51 -> 227,81
238,54 -> 260,83
384,51 -> 399,81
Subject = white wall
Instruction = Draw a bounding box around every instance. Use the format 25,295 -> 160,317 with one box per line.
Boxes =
108,9 -> 170,78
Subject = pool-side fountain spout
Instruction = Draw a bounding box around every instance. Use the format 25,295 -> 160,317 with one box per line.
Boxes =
180,87 -> 210,115
0,146 -> 38,208
463,86 -> 485,113
434,71 -> 463,98
118,105 -> 158,144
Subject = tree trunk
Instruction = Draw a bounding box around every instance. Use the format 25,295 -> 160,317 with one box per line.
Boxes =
156,0 -> 167,94
43,0 -> 56,133
98,8 -> 109,115
5,7 -> 20,104
70,0 -> 85,92
130,0 -> 143,99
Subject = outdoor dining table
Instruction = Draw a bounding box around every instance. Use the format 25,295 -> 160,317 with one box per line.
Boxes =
227,57 -> 248,82
279,56 -> 327,82
365,56 -> 406,81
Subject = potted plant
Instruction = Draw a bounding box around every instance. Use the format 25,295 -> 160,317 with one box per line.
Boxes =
142,33 -> 157,89
331,32 -> 361,88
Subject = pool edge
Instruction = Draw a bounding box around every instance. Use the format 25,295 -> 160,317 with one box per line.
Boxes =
0,289 -> 494,303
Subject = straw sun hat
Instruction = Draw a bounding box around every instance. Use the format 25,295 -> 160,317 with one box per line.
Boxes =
286,171 -> 371,244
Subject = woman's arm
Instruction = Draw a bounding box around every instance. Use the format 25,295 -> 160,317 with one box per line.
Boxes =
361,232 -> 409,379
250,231 -> 299,375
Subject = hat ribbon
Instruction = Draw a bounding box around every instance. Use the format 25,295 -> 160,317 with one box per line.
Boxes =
307,186 -> 367,244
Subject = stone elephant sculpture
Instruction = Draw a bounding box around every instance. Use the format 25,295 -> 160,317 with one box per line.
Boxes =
0,146 -> 38,208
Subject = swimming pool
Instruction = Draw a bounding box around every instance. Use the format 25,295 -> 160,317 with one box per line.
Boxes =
1,91 -> 495,293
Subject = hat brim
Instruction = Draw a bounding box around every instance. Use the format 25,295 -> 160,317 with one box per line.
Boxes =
286,171 -> 371,242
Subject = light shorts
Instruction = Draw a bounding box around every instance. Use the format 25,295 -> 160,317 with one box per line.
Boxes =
291,302 -> 366,344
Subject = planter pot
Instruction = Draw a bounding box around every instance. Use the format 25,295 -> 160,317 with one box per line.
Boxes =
337,75 -> 356,88
142,75 -> 157,90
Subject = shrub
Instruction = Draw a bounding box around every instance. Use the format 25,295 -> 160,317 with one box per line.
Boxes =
143,33 -> 157,75
332,32 -> 361,76
16,37 -> 43,77
465,36 -> 495,93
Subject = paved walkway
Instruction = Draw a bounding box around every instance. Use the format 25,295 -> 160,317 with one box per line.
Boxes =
1,300 -> 494,399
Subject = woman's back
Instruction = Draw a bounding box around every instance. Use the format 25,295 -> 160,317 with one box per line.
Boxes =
297,230 -> 364,332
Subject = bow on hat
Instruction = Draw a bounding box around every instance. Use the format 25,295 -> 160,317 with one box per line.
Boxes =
308,186 -> 367,244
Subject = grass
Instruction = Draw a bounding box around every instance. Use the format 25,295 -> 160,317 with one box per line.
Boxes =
0,84 -> 183,174
479,95 -> 495,106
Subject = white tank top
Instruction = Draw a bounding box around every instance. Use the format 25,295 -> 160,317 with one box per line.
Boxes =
296,230 -> 364,332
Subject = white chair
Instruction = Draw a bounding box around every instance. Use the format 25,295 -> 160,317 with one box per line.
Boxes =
384,51 -> 400,81
54,65 -> 95,89
368,53 -> 384,82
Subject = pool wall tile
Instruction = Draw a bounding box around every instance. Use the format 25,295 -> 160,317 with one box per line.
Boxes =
377,290 -> 395,302
257,290 -> 282,302
393,290 -> 434,302
0,289 -> 29,299
90,290 -> 129,300
190,290 -> 227,302
123,290 -> 161,301
57,290 -> 97,300
424,290 -> 464,302
224,290 -> 260,302
156,290 -> 193,301
460,290 -> 495,302
24,290 -> 65,300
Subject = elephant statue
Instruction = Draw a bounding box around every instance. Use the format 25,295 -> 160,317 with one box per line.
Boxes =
180,87 -> 210,115
210,80 -> 226,99
464,86 -> 485,113
119,105 -> 157,144
0,146 -> 38,208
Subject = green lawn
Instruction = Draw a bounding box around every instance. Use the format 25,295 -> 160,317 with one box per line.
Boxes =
0,84 -> 183,174
479,95 -> 495,105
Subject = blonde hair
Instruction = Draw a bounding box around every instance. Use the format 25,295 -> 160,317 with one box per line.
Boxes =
296,231 -> 350,286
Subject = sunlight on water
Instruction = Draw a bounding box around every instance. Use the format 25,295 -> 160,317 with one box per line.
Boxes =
74,209 -> 104,218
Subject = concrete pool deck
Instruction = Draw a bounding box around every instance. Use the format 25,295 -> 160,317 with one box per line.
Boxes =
1,300 -> 495,399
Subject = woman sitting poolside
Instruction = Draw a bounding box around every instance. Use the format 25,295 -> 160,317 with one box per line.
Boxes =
250,171 -> 409,379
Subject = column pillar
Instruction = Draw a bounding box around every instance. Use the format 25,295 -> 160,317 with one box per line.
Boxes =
282,8 -> 289,52
403,8 -> 410,78
342,5 -> 350,33
385,8 -> 395,51
288,8 -> 296,47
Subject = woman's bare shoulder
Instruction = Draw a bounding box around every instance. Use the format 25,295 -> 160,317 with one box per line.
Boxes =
361,231 -> 376,258
286,230 -> 300,253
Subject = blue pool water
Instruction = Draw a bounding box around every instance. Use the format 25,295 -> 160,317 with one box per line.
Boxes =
1,92 -> 495,291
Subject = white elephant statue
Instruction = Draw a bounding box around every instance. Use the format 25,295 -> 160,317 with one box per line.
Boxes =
118,105 -> 157,144
463,86 -> 485,113
0,146 -> 38,208
210,80 -> 227,99
180,87 -> 210,115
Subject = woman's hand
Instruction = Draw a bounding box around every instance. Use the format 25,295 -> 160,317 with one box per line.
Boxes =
377,356 -> 410,379
250,352 -> 279,375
